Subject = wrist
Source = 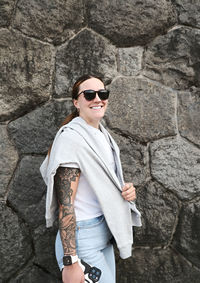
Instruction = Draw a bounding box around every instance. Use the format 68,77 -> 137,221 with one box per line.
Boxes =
63,254 -> 79,266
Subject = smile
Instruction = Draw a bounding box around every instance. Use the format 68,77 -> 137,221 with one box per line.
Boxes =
90,106 -> 103,110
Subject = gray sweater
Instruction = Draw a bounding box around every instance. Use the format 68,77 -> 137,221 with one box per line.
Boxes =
40,117 -> 141,259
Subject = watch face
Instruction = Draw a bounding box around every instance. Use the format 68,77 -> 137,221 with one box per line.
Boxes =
63,256 -> 72,266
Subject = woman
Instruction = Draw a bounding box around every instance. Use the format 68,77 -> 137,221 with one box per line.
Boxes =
40,75 -> 141,283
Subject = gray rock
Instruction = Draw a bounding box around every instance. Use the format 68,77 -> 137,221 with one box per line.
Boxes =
105,76 -> 177,142
173,199 -> 200,269
8,155 -> 46,228
9,262 -> 61,283
178,89 -> 200,147
150,136 -> 200,200
12,0 -> 84,44
85,0 -> 177,47
109,130 -> 150,187
116,248 -> 200,282
134,181 -> 179,247
143,26 -> 200,90
0,28 -> 52,122
0,202 -> 32,281
54,28 -> 117,97
174,0 -> 200,28
117,47 -> 144,76
33,224 -> 60,278
8,100 -> 74,154
0,125 -> 18,199
0,0 -> 15,27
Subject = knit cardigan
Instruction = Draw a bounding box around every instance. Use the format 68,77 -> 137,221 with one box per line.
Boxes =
40,117 -> 142,259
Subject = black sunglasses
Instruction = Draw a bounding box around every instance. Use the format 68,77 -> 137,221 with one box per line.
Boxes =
77,89 -> 110,101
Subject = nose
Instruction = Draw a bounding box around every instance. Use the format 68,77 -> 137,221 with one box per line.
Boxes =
93,92 -> 101,102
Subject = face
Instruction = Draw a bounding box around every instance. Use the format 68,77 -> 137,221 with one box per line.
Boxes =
73,78 -> 108,128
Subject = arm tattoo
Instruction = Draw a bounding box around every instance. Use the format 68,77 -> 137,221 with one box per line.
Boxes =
54,167 -> 80,255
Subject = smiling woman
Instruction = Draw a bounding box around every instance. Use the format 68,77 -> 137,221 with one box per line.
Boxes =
40,74 -> 141,283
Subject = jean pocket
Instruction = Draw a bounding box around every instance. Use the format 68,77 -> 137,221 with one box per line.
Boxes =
76,215 -> 105,230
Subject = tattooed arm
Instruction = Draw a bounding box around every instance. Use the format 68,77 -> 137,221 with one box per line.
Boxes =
54,167 -> 84,283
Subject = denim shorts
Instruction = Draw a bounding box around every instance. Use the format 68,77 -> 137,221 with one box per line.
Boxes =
55,215 -> 116,283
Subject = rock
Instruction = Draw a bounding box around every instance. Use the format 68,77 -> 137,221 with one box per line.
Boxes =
134,181 -> 179,247
150,136 -> 200,200
9,262 -> 61,283
85,0 -> 177,47
116,248 -> 200,282
174,0 -> 200,28
0,125 -> 18,199
54,28 -> 117,98
143,26 -> 200,90
177,89 -> 200,147
12,0 -> 84,44
0,202 -> 32,281
0,0 -> 15,27
7,156 -> 46,229
33,224 -> 60,277
0,28 -> 52,122
105,76 -> 177,142
117,47 -> 144,76
173,200 -> 200,269
8,100 -> 74,154
109,130 -> 150,187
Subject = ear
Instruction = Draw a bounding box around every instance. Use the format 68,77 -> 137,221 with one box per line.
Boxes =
73,99 -> 79,109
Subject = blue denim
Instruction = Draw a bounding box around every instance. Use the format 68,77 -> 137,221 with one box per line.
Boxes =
55,215 -> 116,283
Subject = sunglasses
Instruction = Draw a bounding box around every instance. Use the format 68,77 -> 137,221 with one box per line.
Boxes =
77,89 -> 110,101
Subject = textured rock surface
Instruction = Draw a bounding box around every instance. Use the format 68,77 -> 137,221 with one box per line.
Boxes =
55,28 -> 117,97
174,0 -> 200,28
13,0 -> 84,44
0,125 -> 18,199
8,100 -> 73,154
173,199 -> 200,268
143,27 -> 200,90
135,181 -> 180,246
0,202 -> 32,281
117,47 -> 144,76
0,0 -> 15,27
8,156 -> 46,228
109,130 -> 150,187
116,248 -> 200,282
106,76 -> 177,142
86,0 -> 177,47
0,29 -> 52,122
150,136 -> 200,200
178,89 -> 200,147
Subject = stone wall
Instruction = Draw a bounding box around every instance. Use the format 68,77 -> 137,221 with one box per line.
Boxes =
0,0 -> 200,282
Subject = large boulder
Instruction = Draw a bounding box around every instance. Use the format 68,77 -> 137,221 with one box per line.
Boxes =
0,202 -> 32,281
173,200 -> 200,268
8,156 -> 46,229
134,181 -> 179,246
8,100 -> 73,154
143,27 -> 200,90
150,136 -> 200,200
54,28 -> 117,97
0,29 -> 52,122
0,125 -> 18,199
177,89 -> 200,147
12,0 -> 84,44
85,0 -> 177,47
105,76 -> 177,142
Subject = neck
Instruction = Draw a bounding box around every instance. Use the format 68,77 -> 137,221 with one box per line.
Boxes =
79,115 -> 100,129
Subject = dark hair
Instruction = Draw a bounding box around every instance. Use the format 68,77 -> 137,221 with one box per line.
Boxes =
48,74 -> 104,156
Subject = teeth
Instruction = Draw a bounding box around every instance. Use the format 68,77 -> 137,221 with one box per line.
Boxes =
91,106 -> 102,109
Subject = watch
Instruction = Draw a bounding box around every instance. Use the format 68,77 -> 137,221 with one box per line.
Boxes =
63,255 -> 78,266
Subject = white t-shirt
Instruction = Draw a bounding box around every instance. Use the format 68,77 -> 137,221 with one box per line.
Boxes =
64,126 -> 116,221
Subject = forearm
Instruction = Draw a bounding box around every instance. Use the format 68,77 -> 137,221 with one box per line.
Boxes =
54,167 -> 80,256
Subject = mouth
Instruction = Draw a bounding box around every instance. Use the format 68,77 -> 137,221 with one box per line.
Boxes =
90,106 -> 103,110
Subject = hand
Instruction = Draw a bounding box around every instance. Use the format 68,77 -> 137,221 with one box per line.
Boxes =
121,183 -> 136,202
62,262 -> 85,283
